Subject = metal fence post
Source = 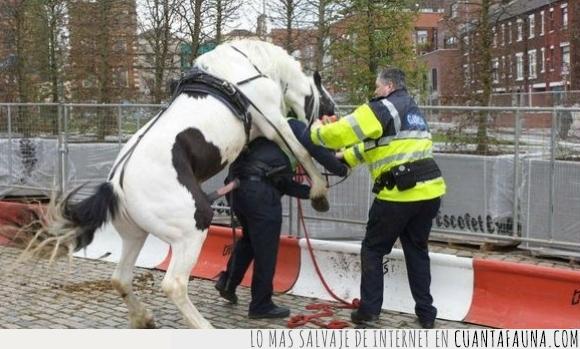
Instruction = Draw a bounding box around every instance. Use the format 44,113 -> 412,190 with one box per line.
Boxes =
60,105 -> 69,194
117,106 -> 123,149
288,196 -> 294,237
56,103 -> 63,196
296,199 -> 302,238
512,108 -> 521,237
7,105 -> 14,183
548,107 -> 558,241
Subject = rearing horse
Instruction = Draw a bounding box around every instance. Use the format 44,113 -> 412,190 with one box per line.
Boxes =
20,40 -> 336,329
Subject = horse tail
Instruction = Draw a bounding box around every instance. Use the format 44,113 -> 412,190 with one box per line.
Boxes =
11,183 -> 118,265
64,182 -> 119,251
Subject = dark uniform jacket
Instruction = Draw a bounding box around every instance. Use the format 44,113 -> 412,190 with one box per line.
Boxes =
229,119 -> 348,199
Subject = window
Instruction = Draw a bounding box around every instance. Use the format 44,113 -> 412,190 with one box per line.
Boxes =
562,5 -> 568,30
508,22 -> 513,43
463,64 -> 470,84
540,11 -> 545,35
516,52 -> 524,80
113,67 -> 128,88
501,24 -> 505,46
112,40 -> 127,53
549,8 -> 554,32
508,55 -> 512,77
517,19 -> 523,41
431,69 -> 438,92
541,47 -> 546,72
561,44 -> 570,73
528,14 -> 535,38
445,36 -> 458,47
416,30 -> 428,45
492,58 -> 500,83
528,50 -> 537,79
493,27 -> 497,47
451,3 -> 459,18
502,56 -> 506,78
549,46 -> 555,71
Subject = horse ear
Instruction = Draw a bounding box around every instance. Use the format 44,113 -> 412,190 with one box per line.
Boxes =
313,71 -> 322,88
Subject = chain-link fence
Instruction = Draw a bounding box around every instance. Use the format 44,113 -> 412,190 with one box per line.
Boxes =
1,103 -> 579,257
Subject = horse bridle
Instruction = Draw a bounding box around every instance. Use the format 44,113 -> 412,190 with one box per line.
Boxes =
230,45 -> 319,123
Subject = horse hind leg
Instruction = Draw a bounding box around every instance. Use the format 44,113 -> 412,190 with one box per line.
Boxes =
161,229 -> 213,329
111,221 -> 156,328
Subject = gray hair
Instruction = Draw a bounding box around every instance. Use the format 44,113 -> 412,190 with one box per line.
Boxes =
377,67 -> 406,90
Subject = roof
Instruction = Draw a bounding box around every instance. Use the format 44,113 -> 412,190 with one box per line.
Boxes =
494,0 -> 559,21
460,0 -> 560,34
416,12 -> 443,28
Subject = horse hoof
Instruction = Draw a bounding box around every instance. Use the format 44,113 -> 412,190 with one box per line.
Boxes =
131,316 -> 157,329
144,318 -> 157,329
311,197 -> 329,212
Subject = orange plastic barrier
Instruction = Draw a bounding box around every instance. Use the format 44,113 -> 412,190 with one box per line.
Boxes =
0,201 -> 41,246
157,225 -> 301,292
465,258 -> 580,328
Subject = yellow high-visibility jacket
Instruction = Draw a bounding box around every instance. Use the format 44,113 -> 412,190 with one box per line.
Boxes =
311,89 -> 446,202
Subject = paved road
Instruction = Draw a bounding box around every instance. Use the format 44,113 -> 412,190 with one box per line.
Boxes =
0,246 -> 483,329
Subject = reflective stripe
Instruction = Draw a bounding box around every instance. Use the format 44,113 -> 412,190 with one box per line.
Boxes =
363,131 -> 431,151
398,130 -> 431,140
353,145 -> 365,163
369,149 -> 433,172
382,99 -> 401,133
345,114 -> 366,141
316,127 -> 327,146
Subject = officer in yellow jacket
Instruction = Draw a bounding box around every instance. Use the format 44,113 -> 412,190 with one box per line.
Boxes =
311,67 -> 445,329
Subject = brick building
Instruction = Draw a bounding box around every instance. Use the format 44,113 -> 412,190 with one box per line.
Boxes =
420,0 -> 579,105
414,12 -> 444,55
269,28 -> 318,73
69,0 -> 139,103
468,0 -> 577,99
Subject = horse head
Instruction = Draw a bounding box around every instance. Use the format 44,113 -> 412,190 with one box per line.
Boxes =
284,70 -> 336,126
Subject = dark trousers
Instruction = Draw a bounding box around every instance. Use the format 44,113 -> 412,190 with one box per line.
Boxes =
359,197 -> 441,322
221,179 -> 282,314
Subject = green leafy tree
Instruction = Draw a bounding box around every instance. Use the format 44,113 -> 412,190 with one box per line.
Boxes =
331,0 -> 420,103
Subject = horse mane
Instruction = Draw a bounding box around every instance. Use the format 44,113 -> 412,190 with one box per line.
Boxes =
195,39 -> 311,97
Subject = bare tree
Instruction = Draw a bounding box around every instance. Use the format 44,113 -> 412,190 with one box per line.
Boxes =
176,0 -> 210,65
304,0 -> 343,73
32,0 -> 67,103
268,0 -> 309,53
1,0 -> 34,104
208,0 -> 242,44
445,0 -> 514,152
139,0 -> 181,103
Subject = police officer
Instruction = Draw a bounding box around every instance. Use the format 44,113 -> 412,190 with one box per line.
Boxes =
215,117 -> 348,319
311,67 -> 446,328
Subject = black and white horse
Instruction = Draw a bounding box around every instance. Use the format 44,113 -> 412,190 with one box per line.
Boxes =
20,40 -> 336,329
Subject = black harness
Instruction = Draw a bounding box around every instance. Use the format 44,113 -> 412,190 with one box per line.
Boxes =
108,67 -> 255,186
169,67 -> 254,141
108,46 -> 321,191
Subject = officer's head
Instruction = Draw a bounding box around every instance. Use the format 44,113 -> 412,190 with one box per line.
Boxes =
375,67 -> 406,97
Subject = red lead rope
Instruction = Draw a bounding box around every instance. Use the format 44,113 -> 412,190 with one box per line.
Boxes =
286,187 -> 360,329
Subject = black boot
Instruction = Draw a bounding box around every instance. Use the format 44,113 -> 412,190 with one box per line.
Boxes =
350,309 -> 379,324
215,271 -> 238,304
248,304 -> 290,319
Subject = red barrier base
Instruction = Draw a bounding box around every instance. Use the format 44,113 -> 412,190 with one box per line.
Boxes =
157,225 -> 301,293
465,258 -> 580,328
0,201 -> 41,246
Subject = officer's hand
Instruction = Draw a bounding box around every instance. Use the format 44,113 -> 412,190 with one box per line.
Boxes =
311,119 -> 322,129
335,151 -> 344,160
321,115 -> 338,124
